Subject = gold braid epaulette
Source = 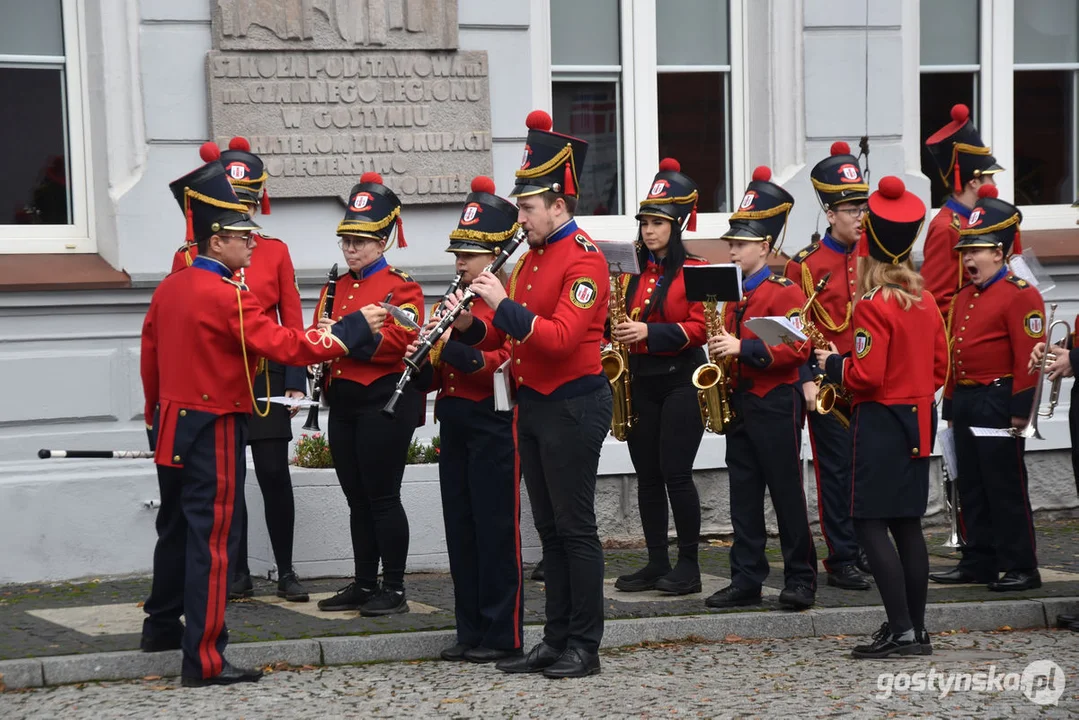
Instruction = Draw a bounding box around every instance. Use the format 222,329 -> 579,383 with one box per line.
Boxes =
232,284 -> 272,418
800,263 -> 851,333
507,253 -> 528,298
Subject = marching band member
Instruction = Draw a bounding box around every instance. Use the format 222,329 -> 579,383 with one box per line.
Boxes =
817,176 -> 948,658
410,177 -> 524,664
315,173 -> 425,616
612,159 -> 707,596
705,166 -> 818,612
169,139 -> 310,603
922,104 -> 1004,320
141,160 -> 383,686
933,185 -> 1044,592
452,110 -> 612,679
784,142 -> 871,590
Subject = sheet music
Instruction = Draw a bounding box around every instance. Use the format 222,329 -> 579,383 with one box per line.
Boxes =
744,317 -> 808,346
937,427 -> 959,478
258,396 -> 321,408
493,359 -> 517,411
1009,249 -> 1055,293
592,239 -> 641,275
969,426 -> 1016,438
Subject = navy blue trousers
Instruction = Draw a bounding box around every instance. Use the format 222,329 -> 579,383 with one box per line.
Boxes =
142,413 -> 247,680
806,408 -> 860,571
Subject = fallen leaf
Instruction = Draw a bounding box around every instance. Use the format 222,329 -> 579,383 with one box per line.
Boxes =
143,675 -> 162,681
150,685 -> 171,691
441,698 -> 464,704
724,634 -> 743,643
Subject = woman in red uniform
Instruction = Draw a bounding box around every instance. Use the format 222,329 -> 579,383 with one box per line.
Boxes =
314,172 -> 425,616
171,139 -> 310,602
817,176 -> 949,658
411,177 -> 524,663
611,159 -> 707,595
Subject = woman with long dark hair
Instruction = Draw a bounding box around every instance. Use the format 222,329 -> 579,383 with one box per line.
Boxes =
612,159 -> 707,595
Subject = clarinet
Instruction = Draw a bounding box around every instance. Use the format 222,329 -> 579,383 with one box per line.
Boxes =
302,263 -> 339,432
382,228 -> 526,417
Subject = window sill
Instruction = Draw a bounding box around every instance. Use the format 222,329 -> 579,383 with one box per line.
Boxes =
0,254 -> 130,292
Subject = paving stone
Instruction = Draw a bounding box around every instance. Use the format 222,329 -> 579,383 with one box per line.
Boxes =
0,658 -> 43,690
224,640 -> 320,669
40,649 -> 181,685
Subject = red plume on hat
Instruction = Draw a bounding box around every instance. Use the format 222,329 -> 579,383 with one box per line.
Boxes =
830,141 -> 851,156
471,175 -> 497,194
357,172 -> 406,248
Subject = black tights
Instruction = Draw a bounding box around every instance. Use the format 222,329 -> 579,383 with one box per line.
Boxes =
854,517 -> 928,634
236,439 -> 295,577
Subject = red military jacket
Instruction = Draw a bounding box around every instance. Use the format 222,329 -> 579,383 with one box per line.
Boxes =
142,257 -> 361,468
622,256 -> 708,356
827,285 -> 948,458
426,298 -> 511,407
783,233 -> 858,355
313,257 -> 424,388
943,270 -> 1046,420
465,221 -> 610,396
172,233 -> 306,389
921,199 -> 970,322
720,267 -> 811,398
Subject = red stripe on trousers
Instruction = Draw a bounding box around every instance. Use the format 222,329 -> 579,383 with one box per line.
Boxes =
511,406 -> 522,648
201,416 -> 235,678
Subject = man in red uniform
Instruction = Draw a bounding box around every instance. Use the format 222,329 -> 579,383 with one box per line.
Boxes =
705,166 -> 818,612
452,110 -> 612,679
922,104 -> 1004,320
784,142 -> 871,590
140,161 -> 385,686
171,138 -> 311,603
934,184 -> 1044,591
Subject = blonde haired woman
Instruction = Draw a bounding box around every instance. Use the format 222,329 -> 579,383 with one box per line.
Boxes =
816,176 -> 948,659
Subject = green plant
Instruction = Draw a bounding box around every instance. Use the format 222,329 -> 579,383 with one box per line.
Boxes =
406,435 -> 440,464
292,433 -> 334,468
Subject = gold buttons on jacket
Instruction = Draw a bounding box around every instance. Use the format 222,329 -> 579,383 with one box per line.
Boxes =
518,376 -> 524,383
449,373 -> 455,379
179,410 -> 187,417
449,386 -> 456,393
912,447 -> 919,454
234,401 -> 241,407
533,266 -> 539,272
353,282 -> 359,288
173,455 -> 181,463
527,284 -> 532,290
348,295 -> 354,300
516,358 -> 521,364
649,278 -> 656,284
538,249 -> 544,255
647,288 -> 653,294
201,394 -> 209,401
336,370 -> 342,375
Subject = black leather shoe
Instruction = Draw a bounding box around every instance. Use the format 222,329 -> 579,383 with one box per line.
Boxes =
654,574 -> 702,595
615,564 -> 670,592
531,560 -> 545,582
827,565 -> 871,591
181,662 -> 263,687
439,643 -> 473,661
276,571 -> 310,602
779,584 -> 815,610
928,567 -> 991,585
317,582 -> 378,611
851,623 -> 920,659
988,570 -> 1041,592
496,642 -> 563,674
1055,614 -> 1079,629
915,627 -> 932,655
856,548 -> 872,575
542,647 -> 600,679
139,635 -> 182,653
360,587 -> 409,616
704,584 -> 762,609
464,647 -> 523,664
228,574 -> 254,600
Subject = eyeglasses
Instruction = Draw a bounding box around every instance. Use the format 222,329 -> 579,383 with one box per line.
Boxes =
832,205 -> 867,216
219,233 -> 254,247
338,237 -> 380,250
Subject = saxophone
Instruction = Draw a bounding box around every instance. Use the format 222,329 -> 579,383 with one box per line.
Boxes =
800,272 -> 852,429
692,299 -> 735,434
601,273 -> 635,441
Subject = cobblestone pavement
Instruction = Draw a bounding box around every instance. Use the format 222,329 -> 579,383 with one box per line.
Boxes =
2,520 -> 1078,662
1,629 -> 1076,718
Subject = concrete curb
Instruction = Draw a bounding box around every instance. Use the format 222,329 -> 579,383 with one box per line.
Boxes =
3,597 -> 1078,690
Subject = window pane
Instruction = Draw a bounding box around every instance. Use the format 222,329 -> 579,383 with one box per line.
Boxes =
920,72 -> 976,207
657,0 -> 729,66
920,0 -> 979,66
0,67 -> 70,224
552,81 -> 622,215
551,0 -> 620,66
1014,71 -> 1076,205
1015,0 -> 1079,64
0,0 -> 64,56
657,72 -> 728,212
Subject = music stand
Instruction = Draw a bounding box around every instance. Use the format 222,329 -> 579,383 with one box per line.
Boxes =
593,239 -> 641,275
683,264 -> 744,304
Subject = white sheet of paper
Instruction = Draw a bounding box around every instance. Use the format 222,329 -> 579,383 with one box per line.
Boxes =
1009,250 -> 1055,294
258,396 -> 321,408
593,239 -> 641,275
492,359 -> 517,411
937,427 -> 959,478
744,316 -> 808,347
969,426 -> 1015,438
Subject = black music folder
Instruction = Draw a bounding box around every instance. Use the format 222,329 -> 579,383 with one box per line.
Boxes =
683,264 -> 744,303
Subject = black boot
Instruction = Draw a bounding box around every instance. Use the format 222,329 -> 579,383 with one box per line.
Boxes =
615,547 -> 670,592
317,582 -> 378,612
654,546 -> 701,595
276,570 -> 310,602
228,573 -> 254,600
531,560 -> 545,582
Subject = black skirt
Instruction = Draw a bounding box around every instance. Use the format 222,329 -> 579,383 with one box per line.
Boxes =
849,402 -> 935,519
247,362 -> 293,443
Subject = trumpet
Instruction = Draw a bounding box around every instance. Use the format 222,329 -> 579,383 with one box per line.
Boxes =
1015,303 -> 1071,438
940,458 -> 964,548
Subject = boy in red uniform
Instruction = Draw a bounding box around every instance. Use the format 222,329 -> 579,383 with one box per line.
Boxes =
784,142 -> 871,590
922,104 -> 1004,320
453,110 -> 612,679
704,166 -> 818,612
141,161 -> 384,686
934,185 -> 1044,591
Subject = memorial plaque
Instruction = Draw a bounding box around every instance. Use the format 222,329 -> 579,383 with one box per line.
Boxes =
214,0 -> 459,51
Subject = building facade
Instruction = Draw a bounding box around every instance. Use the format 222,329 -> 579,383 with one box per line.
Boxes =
1,0 -> 1077,583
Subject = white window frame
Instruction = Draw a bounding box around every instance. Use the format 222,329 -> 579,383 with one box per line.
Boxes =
0,0 -> 94,254
531,0 -> 746,242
